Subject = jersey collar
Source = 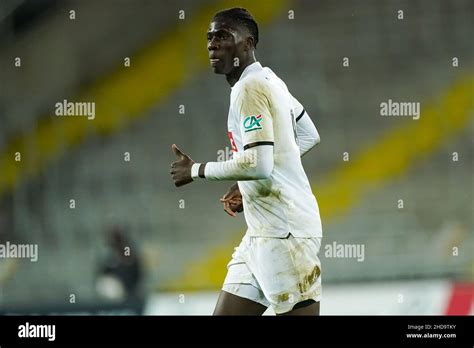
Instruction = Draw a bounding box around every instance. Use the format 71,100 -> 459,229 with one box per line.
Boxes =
234,61 -> 262,86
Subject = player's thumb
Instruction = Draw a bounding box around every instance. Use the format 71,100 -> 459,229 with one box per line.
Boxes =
172,144 -> 185,159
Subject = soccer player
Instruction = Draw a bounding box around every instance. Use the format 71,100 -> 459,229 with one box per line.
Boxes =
170,8 -> 322,315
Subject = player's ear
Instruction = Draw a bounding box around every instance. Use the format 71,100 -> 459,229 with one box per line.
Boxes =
245,36 -> 255,51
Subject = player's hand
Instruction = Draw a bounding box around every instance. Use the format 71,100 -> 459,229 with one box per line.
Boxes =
220,182 -> 243,217
170,144 -> 195,187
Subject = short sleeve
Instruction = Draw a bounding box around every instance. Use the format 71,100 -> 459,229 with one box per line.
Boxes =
237,81 -> 274,150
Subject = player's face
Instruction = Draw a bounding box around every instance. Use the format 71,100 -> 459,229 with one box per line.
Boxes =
207,21 -> 246,75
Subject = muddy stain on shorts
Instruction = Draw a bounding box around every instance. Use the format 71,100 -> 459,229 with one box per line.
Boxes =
277,293 -> 290,302
297,265 -> 321,294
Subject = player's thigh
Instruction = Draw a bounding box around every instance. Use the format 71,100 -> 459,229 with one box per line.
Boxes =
276,299 -> 320,316
247,235 -> 322,314
213,290 -> 267,316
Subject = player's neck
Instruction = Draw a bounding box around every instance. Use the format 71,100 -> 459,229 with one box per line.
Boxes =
226,57 -> 257,87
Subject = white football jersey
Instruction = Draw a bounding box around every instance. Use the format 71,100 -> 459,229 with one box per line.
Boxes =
227,62 -> 322,238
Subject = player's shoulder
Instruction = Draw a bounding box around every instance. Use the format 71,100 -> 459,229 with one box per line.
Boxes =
237,68 -> 276,97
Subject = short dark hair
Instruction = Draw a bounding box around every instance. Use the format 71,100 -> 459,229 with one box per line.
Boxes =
213,7 -> 259,48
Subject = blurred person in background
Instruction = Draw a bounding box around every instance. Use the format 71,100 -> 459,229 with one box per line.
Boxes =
95,225 -> 143,302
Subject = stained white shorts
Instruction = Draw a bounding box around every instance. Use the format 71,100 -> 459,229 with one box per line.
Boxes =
222,233 -> 322,314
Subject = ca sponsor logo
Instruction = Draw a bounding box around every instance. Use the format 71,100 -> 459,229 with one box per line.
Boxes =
243,114 -> 263,133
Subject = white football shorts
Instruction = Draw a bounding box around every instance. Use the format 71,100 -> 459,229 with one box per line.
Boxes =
222,233 -> 322,314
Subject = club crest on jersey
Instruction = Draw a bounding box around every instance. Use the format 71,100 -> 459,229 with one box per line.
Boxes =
243,114 -> 263,133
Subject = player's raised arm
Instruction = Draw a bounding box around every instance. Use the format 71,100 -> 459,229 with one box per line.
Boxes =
170,144 -> 195,187
193,145 -> 273,181
191,81 -> 275,181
